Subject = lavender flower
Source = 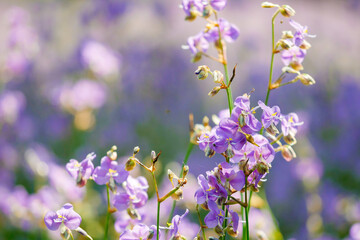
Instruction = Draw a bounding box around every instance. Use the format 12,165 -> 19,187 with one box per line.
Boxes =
119,224 -> 158,240
92,156 -> 129,185
289,19 -> 316,47
204,200 -> 224,228
187,32 -> 209,55
194,174 -> 217,204
281,46 -> 306,67
44,203 -> 81,231
66,152 -> 95,187
169,209 -> 189,239
280,112 -> 303,137
219,162 -> 245,191
213,127 -> 246,156
204,18 -> 239,43
210,0 -> 227,11
113,176 -> 149,210
258,100 -> 281,129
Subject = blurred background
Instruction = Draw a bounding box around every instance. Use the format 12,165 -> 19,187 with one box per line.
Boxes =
0,0 -> 359,239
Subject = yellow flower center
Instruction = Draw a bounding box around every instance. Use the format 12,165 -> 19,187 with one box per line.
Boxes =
108,169 -> 117,174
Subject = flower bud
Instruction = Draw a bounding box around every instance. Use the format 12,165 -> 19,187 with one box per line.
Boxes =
281,30 -> 294,39
282,66 -> 300,74
182,165 -> 189,177
213,70 -> 224,84
147,229 -> 155,240
205,145 -> 215,158
216,197 -> 226,206
227,226 -> 238,237
76,172 -> 87,187
192,52 -> 202,62
256,161 -> 270,175
195,65 -> 211,80
107,145 -> 118,161
289,61 -> 304,71
208,86 -> 221,97
238,114 -> 245,127
239,160 -> 248,172
266,123 -> 279,135
168,169 -> 176,182
214,225 -> 224,236
279,5 -> 296,17
109,177 -> 116,192
202,4 -> 213,18
201,201 -> 209,211
300,40 -> 311,50
281,145 -> 296,162
250,184 -> 259,192
256,230 -> 269,240
185,8 -> 198,21
296,73 -> 316,86
283,133 -> 297,145
133,146 -> 140,155
261,2 -> 279,8
225,145 -> 234,158
278,39 -> 292,50
171,188 -> 183,201
127,208 -> 141,220
60,226 -> 72,239
125,157 -> 137,171
151,150 -> 156,160
203,116 -> 210,127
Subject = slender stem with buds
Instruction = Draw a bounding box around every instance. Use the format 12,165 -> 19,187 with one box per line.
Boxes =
152,172 -> 160,240
244,177 -> 250,240
196,205 -> 207,240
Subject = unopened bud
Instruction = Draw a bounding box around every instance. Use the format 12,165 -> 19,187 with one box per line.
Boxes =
133,146 -> 140,155
151,150 -> 156,160
282,66 -> 300,74
182,165 -> 189,177
208,86 -> 221,97
202,4 -> 212,18
60,226 -> 71,239
279,5 -> 296,17
75,227 -> 93,240
125,157 -> 137,171
261,2 -> 279,8
266,123 -> 279,135
213,70 -> 224,84
300,40 -> 311,50
205,145 -> 215,158
76,172 -> 87,187
256,161 -> 270,175
225,144 -> 234,158
147,229 -> 155,240
168,169 -> 176,182
127,208 -> 141,220
171,188 -> 183,201
256,230 -> 269,240
192,52 -> 202,62
281,30 -> 294,39
250,184 -> 259,192
289,61 -> 304,71
202,116 -> 210,127
185,8 -> 198,21
195,65 -> 210,80
214,225 -> 224,236
278,39 -> 292,50
239,114 -> 245,127
239,160 -> 248,172
109,177 -> 116,192
283,133 -> 297,145
216,197 -> 226,206
227,226 -> 238,237
281,145 -> 296,162
201,201 -> 209,211
296,73 -> 316,86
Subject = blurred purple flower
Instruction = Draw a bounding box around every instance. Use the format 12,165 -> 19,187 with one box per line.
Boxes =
44,203 -> 81,231
281,46 -> 306,66
204,18 -> 239,43
181,0 -> 204,17
66,152 -> 95,187
187,32 -> 209,55
210,0 -> 227,11
0,91 -> 26,125
119,224 -> 158,240
92,156 -> 129,185
289,20 -> 316,46
169,209 -> 189,238
113,176 -> 149,210
281,112 -> 303,137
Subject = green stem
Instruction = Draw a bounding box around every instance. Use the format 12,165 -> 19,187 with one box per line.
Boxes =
264,9 -> 280,106
196,205 -> 207,240
244,178 -> 250,240
156,201 -> 161,240
70,231 -> 75,240
223,63 -> 234,113
104,185 -> 111,240
167,143 -> 194,223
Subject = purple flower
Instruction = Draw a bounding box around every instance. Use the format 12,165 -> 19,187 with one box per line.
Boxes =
181,0 -> 204,17
204,18 -> 239,43
92,156 -> 129,185
281,46 -> 306,66
44,203 -> 81,231
210,0 -> 227,11
289,19 -> 316,46
66,153 -> 95,187
187,32 -> 209,55
213,127 -> 246,155
113,176 -> 149,210
169,209 -> 189,238
204,200 -> 224,228
119,224 -> 158,240
280,112 -> 303,137
229,210 -> 240,235
194,174 -> 217,204
258,100 -> 281,129
219,162 -> 245,191
232,134 -> 275,165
